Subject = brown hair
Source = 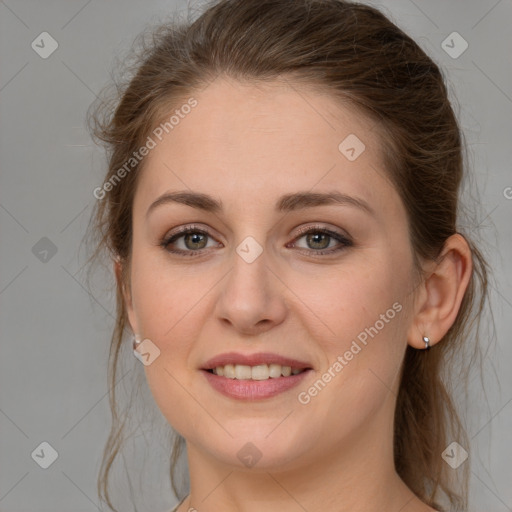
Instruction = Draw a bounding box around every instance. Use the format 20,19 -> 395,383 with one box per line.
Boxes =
87,1 -> 490,510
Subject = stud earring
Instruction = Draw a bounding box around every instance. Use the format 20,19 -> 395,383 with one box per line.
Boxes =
422,336 -> 430,350
133,334 -> 142,352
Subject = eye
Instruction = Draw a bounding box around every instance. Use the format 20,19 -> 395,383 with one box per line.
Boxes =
289,226 -> 353,255
160,225 -> 222,256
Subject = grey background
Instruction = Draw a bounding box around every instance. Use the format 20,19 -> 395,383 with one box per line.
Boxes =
0,0 -> 511,511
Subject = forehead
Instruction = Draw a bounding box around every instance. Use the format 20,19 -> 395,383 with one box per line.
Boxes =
135,76 -> 398,217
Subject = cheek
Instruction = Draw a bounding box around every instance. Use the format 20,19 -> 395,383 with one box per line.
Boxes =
292,253 -> 407,345
130,254 -> 210,340
295,254 -> 410,408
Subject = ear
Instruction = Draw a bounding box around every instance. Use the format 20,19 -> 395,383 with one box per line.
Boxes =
114,257 -> 139,336
407,233 -> 472,349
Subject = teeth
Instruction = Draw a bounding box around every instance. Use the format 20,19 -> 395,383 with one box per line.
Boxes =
252,364 -> 269,380
235,365 -> 252,380
211,363 -> 305,380
269,363 -> 282,378
223,364 -> 235,379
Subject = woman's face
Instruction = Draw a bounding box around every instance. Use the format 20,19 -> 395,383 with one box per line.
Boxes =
124,76 -> 418,472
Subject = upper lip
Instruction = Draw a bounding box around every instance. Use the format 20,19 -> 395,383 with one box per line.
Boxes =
202,352 -> 313,370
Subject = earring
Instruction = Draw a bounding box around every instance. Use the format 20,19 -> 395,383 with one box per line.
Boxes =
422,336 -> 430,350
133,334 -> 142,352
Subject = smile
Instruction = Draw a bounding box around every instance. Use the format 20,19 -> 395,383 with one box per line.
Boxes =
201,353 -> 313,400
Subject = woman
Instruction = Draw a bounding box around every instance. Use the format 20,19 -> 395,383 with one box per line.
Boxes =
88,1 -> 489,510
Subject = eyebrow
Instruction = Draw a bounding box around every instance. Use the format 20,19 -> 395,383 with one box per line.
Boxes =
146,190 -> 375,217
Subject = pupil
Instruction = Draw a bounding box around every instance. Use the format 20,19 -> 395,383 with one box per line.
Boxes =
308,233 -> 329,250
186,232 -> 206,249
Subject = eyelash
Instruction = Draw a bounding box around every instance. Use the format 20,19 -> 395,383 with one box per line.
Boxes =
160,224 -> 353,258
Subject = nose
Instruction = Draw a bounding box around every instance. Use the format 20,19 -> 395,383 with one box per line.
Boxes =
214,246 -> 287,337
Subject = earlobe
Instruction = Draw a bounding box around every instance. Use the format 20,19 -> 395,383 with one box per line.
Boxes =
407,233 -> 472,350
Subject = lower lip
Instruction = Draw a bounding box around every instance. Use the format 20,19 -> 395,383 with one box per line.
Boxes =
202,369 -> 312,400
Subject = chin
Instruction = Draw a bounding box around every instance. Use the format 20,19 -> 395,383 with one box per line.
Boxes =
193,420 -> 317,471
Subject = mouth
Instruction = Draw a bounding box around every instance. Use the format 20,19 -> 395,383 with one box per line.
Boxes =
201,352 -> 313,400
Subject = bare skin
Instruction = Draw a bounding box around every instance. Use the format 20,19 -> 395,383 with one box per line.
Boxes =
118,76 -> 472,512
